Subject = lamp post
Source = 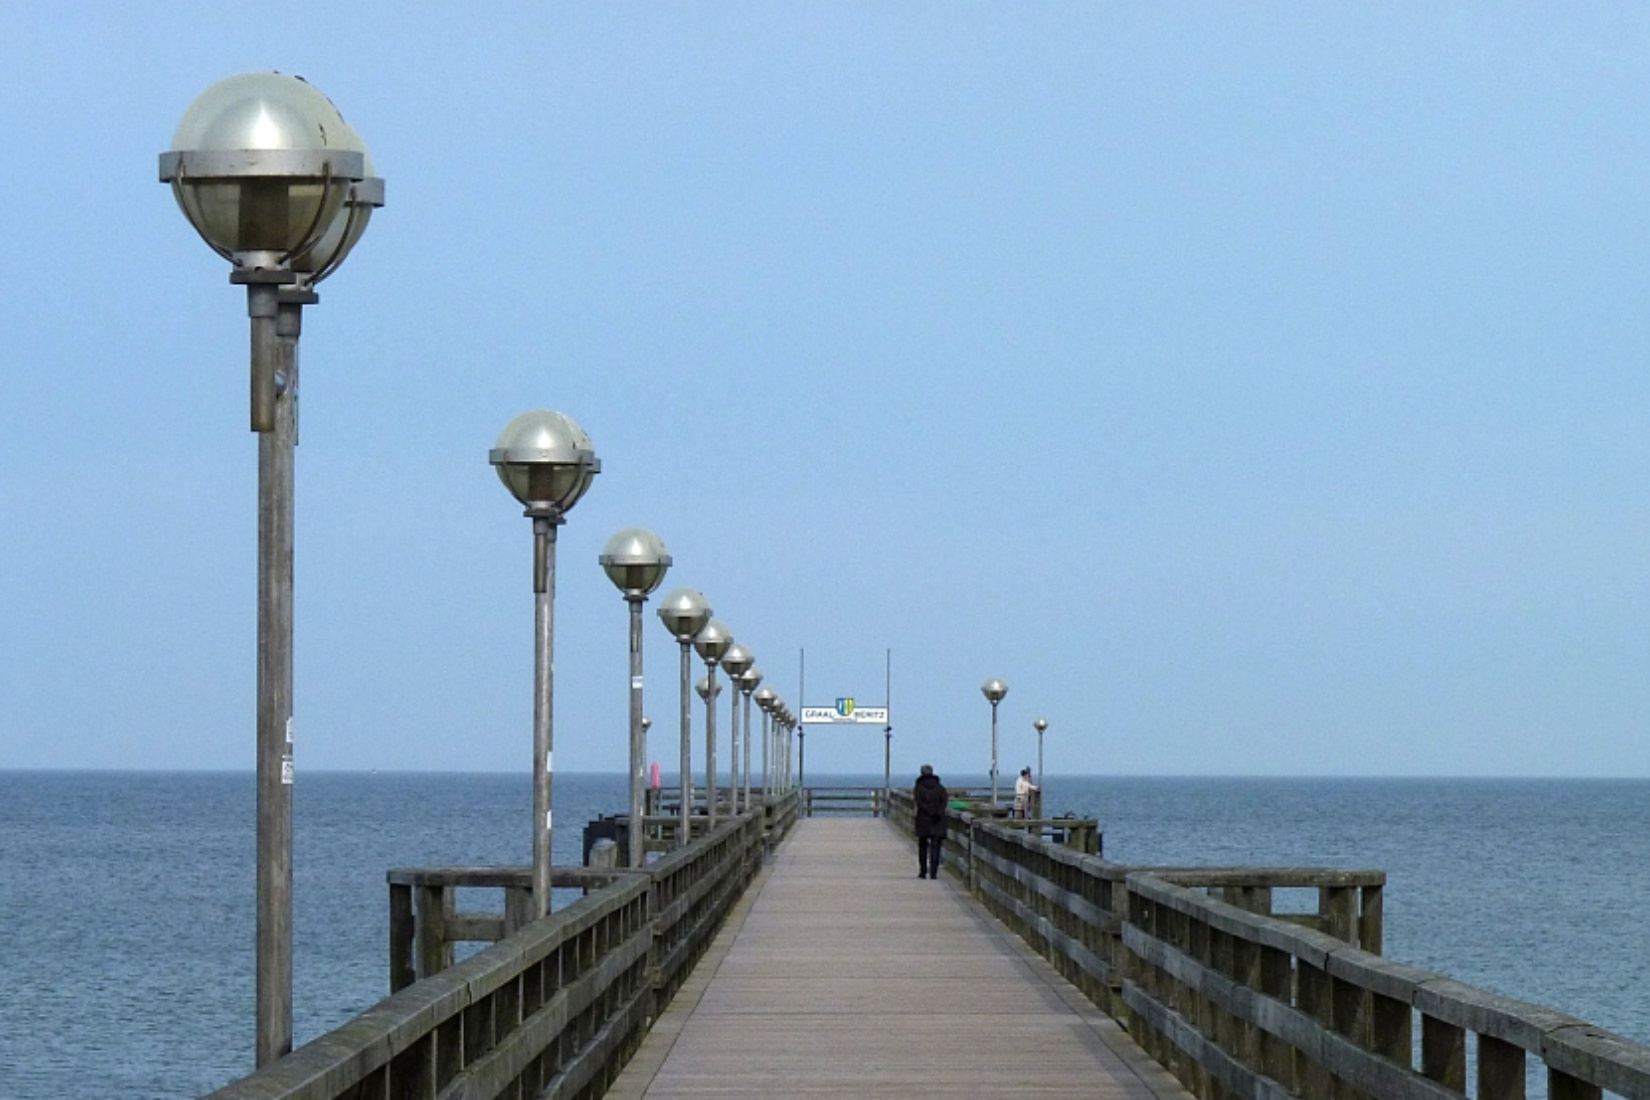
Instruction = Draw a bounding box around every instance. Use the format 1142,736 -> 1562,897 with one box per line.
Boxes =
694,671 -> 724,823
656,588 -> 710,846
159,71 -> 381,1069
738,666 -> 762,811
599,528 -> 671,868
796,713 -> 806,789
719,644 -> 753,814
1034,718 -> 1048,791
755,687 -> 777,803
982,678 -> 1008,806
490,410 -> 599,920
693,621 -> 732,826
790,712 -> 798,788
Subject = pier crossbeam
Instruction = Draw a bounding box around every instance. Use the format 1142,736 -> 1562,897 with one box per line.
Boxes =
609,817 -> 1187,1098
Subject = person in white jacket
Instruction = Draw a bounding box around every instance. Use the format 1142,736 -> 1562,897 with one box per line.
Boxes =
1013,767 -> 1039,819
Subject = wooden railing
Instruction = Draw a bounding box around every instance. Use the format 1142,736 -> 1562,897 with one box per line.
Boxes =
884,793 -> 1650,1100
205,794 -> 797,1100
802,785 -> 888,817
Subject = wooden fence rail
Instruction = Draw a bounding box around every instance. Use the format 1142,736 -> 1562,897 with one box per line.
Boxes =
885,788 -> 1650,1100
205,794 -> 796,1100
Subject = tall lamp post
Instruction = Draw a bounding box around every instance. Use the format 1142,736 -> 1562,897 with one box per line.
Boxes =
1034,718 -> 1048,790
720,643 -> 753,813
160,71 -> 381,1069
491,410 -> 599,920
796,714 -> 806,789
738,667 -> 762,811
693,621 -> 732,826
754,687 -> 777,803
982,678 -> 1008,806
788,711 -> 799,789
656,588 -> 710,846
599,528 -> 671,868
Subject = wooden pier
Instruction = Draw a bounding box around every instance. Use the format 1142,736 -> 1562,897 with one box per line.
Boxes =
608,817 -> 1185,1098
201,787 -> 1650,1100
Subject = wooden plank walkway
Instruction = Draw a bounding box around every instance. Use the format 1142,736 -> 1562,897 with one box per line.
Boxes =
610,817 -> 1188,1098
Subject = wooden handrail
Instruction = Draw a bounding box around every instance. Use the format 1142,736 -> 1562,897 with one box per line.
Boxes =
204,792 -> 801,1100
884,788 -> 1650,1099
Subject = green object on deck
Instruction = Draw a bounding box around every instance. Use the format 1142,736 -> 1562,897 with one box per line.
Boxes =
947,799 -> 968,810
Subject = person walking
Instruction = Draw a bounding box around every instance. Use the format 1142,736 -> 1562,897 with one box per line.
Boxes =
913,764 -> 948,879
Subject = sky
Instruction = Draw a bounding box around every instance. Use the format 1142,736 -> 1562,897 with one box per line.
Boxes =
3,5 -> 1650,777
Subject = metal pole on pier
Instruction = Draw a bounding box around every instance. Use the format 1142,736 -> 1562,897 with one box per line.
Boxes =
982,678 -> 1008,806
755,688 -> 775,803
740,668 -> 761,812
722,644 -> 752,814
656,589 -> 710,847
1035,717 -> 1048,792
883,649 -> 892,815
159,71 -> 382,1068
491,410 -> 601,920
694,620 -> 731,828
600,529 -> 671,869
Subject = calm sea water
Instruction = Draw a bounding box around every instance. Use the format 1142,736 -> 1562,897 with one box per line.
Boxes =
2,772 -> 1647,1098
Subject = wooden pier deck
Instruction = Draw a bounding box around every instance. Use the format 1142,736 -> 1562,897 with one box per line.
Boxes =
610,817 -> 1187,1098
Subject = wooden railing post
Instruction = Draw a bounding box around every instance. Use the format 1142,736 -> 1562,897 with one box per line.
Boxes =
1549,1070 -> 1603,1100
1296,958 -> 1335,1098
1420,1011 -> 1466,1092
388,882 -> 415,993
1258,943 -> 1295,1092
1477,1034 -> 1525,1100
415,883 -> 452,980
1358,882 -> 1383,954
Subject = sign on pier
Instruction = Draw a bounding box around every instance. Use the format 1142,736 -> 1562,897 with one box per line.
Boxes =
801,697 -> 889,725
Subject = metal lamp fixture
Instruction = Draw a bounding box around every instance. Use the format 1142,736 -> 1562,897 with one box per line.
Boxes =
657,588 -> 710,846
159,70 -> 382,1070
1034,717 -> 1048,790
599,528 -> 671,868
719,644 -> 753,815
982,678 -> 1009,805
693,621 -> 732,827
754,687 -> 777,803
738,665 -> 763,812
491,409 -> 599,922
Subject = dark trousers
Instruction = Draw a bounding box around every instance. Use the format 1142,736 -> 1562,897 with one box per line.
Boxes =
917,834 -> 943,877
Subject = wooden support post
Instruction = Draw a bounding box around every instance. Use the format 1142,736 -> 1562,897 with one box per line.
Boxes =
388,882 -> 415,993
416,884 -> 453,980
1258,944 -> 1295,1091
1548,1071 -> 1602,1100
1420,1012 -> 1466,1091
1358,883 -> 1383,954
1478,1034 -> 1525,1100
1320,885 -> 1356,944
1296,960 -> 1334,1098
1369,991 -> 1411,1070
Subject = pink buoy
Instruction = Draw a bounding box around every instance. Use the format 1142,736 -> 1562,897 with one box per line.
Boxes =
650,761 -> 661,790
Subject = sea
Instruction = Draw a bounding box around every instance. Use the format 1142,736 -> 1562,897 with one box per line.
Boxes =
2,772 -> 1647,1098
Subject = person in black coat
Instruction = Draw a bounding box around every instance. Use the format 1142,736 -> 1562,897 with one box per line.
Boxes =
913,764 -> 948,879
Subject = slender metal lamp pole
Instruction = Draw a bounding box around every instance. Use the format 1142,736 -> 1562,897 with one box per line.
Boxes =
1035,718 -> 1048,791
982,679 -> 1008,807
679,641 -> 693,841
694,620 -> 732,828
531,515 -> 559,913
160,71 -> 381,1068
721,644 -> 753,814
491,409 -> 600,919
600,529 -> 671,868
655,588 -> 709,848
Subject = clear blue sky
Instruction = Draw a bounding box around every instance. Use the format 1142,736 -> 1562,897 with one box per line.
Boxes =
3,5 -> 1649,777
